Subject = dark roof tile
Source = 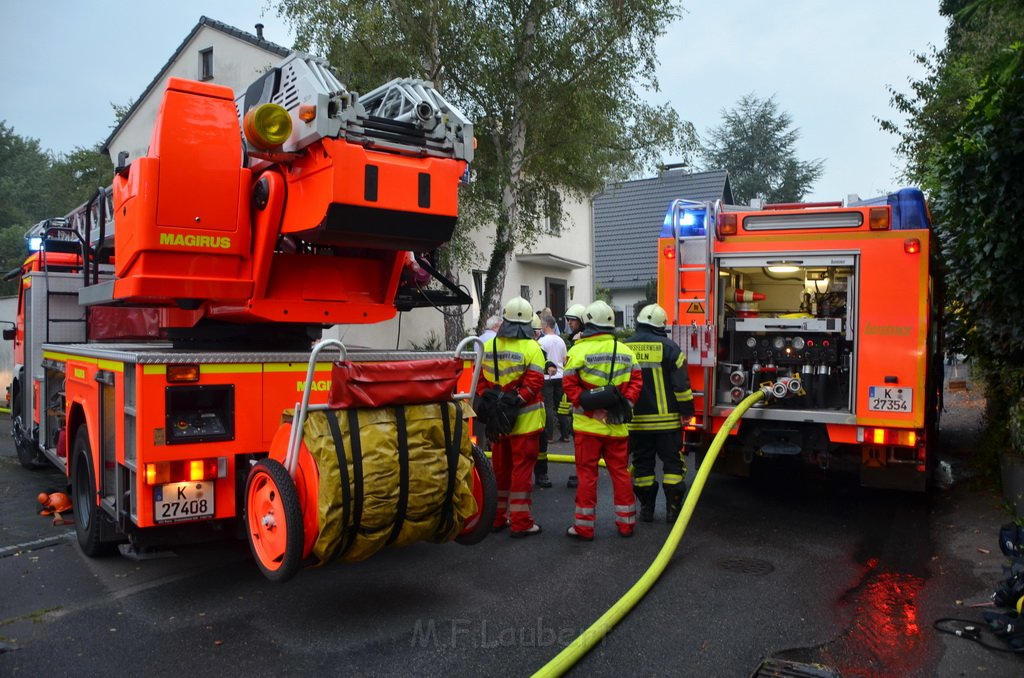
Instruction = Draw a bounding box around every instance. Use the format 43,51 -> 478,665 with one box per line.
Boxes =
593,169 -> 732,289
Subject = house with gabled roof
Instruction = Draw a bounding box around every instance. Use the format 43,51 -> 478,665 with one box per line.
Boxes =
593,167 -> 732,327
94,16 -> 594,349
102,16 -> 290,166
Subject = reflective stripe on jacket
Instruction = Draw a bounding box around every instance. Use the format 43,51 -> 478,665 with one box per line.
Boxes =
625,328 -> 693,433
477,336 -> 546,434
562,333 -> 642,438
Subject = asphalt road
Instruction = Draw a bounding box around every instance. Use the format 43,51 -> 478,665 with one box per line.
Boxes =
1,382 -> 1020,677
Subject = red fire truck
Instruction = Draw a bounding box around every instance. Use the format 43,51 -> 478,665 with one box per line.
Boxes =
657,189 -> 943,491
7,52 -> 495,580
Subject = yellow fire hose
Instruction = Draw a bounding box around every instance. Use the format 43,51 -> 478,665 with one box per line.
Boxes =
532,389 -> 767,677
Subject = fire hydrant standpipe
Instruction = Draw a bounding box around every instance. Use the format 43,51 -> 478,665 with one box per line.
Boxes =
532,389 -> 768,678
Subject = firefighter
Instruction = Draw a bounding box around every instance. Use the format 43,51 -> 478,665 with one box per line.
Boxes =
477,297 -> 546,537
564,303 -> 586,343
561,303 -> 587,488
562,300 -> 642,540
626,303 -> 695,523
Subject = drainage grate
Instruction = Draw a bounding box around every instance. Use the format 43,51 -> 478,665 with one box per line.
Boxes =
715,556 -> 776,575
750,658 -> 841,678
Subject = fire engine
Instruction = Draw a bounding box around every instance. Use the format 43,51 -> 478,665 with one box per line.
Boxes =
6,52 -> 496,580
657,189 -> 942,491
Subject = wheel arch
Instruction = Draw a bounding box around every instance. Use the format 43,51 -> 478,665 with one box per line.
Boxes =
66,400 -> 92,481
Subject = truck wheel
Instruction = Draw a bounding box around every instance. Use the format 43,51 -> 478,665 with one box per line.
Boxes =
12,391 -> 42,470
245,459 -> 303,582
72,428 -> 117,557
456,445 -> 497,546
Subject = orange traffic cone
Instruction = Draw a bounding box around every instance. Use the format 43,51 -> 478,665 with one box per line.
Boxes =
733,289 -> 766,302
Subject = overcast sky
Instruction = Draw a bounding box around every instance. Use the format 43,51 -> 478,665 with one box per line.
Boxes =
3,1 -> 947,202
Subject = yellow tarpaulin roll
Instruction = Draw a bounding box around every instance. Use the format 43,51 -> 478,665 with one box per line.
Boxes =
302,401 -> 478,564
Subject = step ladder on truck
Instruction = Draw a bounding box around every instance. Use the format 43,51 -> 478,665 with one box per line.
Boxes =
657,190 -> 943,491
6,51 -> 497,581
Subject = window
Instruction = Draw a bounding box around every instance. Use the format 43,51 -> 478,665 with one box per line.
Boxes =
520,285 -> 530,300
199,47 -> 214,81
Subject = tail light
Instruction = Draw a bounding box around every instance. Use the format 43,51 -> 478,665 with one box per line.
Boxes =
145,458 -> 226,485
858,427 -> 917,447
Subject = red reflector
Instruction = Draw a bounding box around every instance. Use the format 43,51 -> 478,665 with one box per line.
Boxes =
663,245 -> 676,260
904,237 -> 921,254
916,464 -> 926,473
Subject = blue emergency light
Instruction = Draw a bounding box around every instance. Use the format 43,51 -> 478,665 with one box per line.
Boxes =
888,188 -> 931,230
660,200 -> 707,237
851,187 -> 931,231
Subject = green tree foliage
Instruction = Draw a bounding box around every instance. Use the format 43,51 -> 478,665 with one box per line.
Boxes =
884,0 -> 1024,456
935,42 -> 1024,362
0,122 -> 113,294
276,0 -> 697,344
632,278 -> 657,324
0,122 -> 52,232
700,93 -> 824,205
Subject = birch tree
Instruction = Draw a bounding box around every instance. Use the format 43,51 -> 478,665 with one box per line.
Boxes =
276,0 -> 695,345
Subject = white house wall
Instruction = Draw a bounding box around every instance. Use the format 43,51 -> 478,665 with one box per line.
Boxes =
107,27 -> 283,165
326,192 -> 594,349
466,192 -> 594,325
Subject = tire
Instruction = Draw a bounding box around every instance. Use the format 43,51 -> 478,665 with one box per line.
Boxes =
456,445 -> 498,546
72,427 -> 118,557
245,459 -> 303,582
12,387 -> 42,470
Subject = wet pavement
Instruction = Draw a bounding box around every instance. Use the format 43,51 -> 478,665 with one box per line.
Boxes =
1,376 -> 1022,676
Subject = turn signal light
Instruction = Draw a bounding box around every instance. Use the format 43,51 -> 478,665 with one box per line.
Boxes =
243,103 -> 292,149
663,244 -> 676,260
868,207 -> 891,230
904,237 -> 921,254
717,213 -> 737,237
145,458 -> 224,485
298,104 -> 316,122
167,364 -> 200,383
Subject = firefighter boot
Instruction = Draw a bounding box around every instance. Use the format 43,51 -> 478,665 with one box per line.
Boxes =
664,482 -> 687,524
634,482 -> 659,522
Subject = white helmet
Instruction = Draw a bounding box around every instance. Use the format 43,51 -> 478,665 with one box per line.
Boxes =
637,303 -> 668,329
531,313 -> 542,331
503,296 -> 533,322
584,300 -> 615,330
565,303 -> 587,321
